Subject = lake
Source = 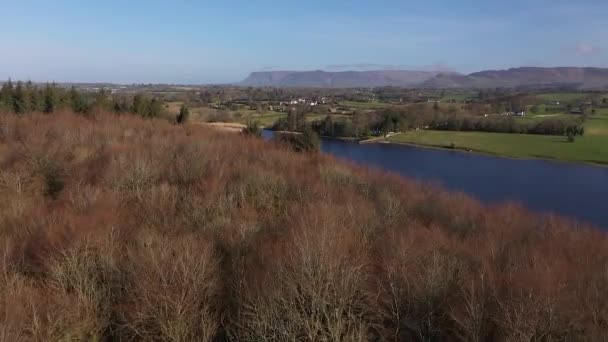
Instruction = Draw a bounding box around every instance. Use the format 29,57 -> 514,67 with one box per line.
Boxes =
263,130 -> 608,229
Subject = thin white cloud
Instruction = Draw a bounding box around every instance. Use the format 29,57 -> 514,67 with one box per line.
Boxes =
324,62 -> 456,72
576,43 -> 602,55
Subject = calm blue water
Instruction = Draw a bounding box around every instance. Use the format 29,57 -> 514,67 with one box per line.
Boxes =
263,130 -> 608,229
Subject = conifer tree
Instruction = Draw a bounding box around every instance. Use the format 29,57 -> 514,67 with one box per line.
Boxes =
0,78 -> 13,112
286,108 -> 297,131
13,81 -> 26,114
176,104 -> 190,124
69,86 -> 86,113
23,80 -> 38,112
43,83 -> 57,114
112,97 -> 129,113
132,94 -> 147,116
148,98 -> 162,118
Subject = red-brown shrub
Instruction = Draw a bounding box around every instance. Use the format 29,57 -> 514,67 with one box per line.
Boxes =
0,111 -> 606,341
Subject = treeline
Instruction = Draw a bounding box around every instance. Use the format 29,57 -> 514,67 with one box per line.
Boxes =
0,79 -> 165,118
427,114 -> 585,136
312,109 -> 585,138
271,108 -> 308,132
311,113 -> 370,137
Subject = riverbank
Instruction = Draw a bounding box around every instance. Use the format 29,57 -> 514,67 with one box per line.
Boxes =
318,135 -> 608,228
382,108 -> 608,166
384,129 -> 608,166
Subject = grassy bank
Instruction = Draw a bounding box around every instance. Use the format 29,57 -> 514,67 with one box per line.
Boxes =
388,109 -> 608,164
1,111 -> 607,341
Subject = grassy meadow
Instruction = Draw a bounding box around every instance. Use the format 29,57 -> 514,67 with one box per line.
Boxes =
537,92 -> 603,102
389,108 -> 608,164
339,100 -> 395,110
0,110 -> 607,341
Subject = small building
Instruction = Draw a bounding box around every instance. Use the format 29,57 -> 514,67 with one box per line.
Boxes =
570,108 -> 584,115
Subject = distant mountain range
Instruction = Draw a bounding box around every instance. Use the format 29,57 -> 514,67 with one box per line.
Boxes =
239,70 -> 450,88
239,67 -> 608,89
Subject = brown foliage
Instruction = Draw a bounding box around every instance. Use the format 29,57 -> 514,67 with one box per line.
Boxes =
0,111 -> 606,341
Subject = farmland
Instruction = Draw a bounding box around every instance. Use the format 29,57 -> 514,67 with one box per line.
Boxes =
388,108 -> 608,164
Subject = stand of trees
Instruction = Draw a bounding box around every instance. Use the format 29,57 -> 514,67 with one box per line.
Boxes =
312,110 -> 585,139
276,127 -> 320,152
312,116 -> 355,137
427,115 -> 585,136
0,80 -> 165,118
271,107 -> 308,132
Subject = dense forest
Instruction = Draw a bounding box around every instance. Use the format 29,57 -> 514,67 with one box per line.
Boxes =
0,110 -> 606,341
0,80 -> 165,118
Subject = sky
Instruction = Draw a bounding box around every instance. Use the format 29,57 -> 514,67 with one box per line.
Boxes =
1,0 -> 607,84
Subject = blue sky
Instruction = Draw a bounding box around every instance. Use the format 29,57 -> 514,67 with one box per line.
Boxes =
1,0 -> 607,84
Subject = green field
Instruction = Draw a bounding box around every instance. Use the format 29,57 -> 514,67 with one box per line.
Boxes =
538,92 -> 587,102
537,92 -> 601,102
234,112 -> 286,126
439,90 -> 479,102
340,100 -> 394,110
388,108 -> 608,165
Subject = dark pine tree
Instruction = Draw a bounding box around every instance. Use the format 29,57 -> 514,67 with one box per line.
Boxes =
43,83 -> 57,114
176,104 -> 190,124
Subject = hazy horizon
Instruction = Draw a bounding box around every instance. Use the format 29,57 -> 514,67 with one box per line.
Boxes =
2,0 -> 606,84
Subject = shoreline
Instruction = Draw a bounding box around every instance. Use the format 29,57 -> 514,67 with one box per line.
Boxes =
264,128 -> 608,168
375,138 -> 608,168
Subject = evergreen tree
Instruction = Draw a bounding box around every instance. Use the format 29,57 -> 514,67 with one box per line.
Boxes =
13,81 -> 26,114
352,111 -> 369,137
69,86 -> 87,113
286,108 -> 297,131
56,82 -> 71,111
23,81 -> 36,112
30,85 -> 44,112
112,97 -> 129,113
132,94 -> 148,116
0,78 -> 13,112
296,111 -> 307,131
176,104 -> 190,124
43,83 -> 57,113
322,115 -> 334,136
147,98 -> 162,118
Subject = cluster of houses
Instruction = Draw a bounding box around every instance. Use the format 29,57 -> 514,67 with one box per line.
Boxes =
281,97 -> 329,107
81,86 -> 127,94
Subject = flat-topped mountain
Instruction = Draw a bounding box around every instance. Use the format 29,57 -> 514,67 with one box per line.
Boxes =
240,67 -> 608,89
239,70 -> 451,88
